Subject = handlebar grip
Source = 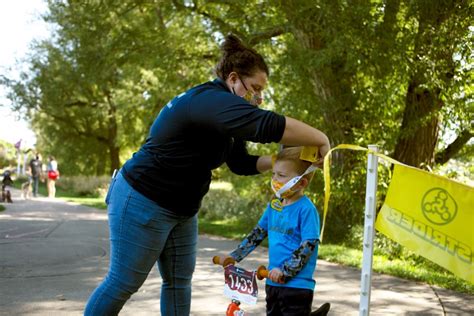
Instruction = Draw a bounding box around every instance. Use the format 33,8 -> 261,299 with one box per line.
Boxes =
212,257 -> 269,281
212,256 -> 220,265
212,256 -> 236,267
256,265 -> 269,280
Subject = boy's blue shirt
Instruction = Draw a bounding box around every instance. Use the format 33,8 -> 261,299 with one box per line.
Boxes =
258,195 -> 320,290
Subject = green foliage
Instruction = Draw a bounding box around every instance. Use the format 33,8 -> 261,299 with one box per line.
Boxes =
0,141 -> 17,170
200,185 -> 267,228
199,217 -> 259,241
13,173 -> 110,198
60,196 -> 107,210
56,175 -> 110,197
312,152 -> 392,243
4,0 -> 217,175
0,204 -> 5,212
318,243 -> 474,295
0,1 -> 471,276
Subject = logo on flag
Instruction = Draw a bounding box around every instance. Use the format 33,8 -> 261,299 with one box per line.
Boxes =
421,188 -> 457,225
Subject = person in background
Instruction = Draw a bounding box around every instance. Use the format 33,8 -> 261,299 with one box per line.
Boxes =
1,170 -> 14,203
29,154 -> 42,198
47,155 -> 59,198
85,34 -> 331,315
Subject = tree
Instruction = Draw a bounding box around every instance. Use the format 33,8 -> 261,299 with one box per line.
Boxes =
175,0 -> 472,241
392,0 -> 473,167
2,0 -> 471,243
3,0 -> 216,175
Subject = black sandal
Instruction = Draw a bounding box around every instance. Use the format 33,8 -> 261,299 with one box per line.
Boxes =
310,302 -> 331,316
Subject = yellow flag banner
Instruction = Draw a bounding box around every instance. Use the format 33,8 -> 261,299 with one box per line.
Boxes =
375,164 -> 474,283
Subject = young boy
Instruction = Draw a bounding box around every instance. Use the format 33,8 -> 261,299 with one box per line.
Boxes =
219,147 -> 328,315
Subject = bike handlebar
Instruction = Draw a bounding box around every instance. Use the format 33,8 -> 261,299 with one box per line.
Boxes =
212,256 -> 269,280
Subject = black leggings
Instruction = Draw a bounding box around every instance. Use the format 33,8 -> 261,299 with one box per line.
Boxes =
265,285 -> 313,316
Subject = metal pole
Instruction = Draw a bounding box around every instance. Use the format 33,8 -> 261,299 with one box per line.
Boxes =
359,145 -> 379,316
22,151 -> 29,175
16,149 -> 21,175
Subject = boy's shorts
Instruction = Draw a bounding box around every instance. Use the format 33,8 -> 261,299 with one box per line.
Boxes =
265,284 -> 313,315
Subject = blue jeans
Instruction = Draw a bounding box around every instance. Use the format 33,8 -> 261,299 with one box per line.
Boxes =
84,171 -> 197,315
32,176 -> 40,197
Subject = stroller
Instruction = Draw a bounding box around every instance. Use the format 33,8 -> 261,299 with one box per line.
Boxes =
2,170 -> 14,203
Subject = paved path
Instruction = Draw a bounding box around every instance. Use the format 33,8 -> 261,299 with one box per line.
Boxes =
0,188 -> 472,315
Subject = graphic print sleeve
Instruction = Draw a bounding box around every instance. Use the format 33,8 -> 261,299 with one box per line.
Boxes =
230,224 -> 268,263
281,239 -> 318,279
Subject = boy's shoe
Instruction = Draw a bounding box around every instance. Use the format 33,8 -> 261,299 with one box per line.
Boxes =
311,302 -> 330,316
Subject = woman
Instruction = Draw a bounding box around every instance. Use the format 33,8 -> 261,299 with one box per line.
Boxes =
84,34 -> 330,315
46,155 -> 59,198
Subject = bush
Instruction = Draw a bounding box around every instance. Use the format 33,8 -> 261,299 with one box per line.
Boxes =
344,224 -> 453,275
56,175 -> 110,197
200,185 -> 268,227
345,225 -> 403,259
0,141 -> 17,168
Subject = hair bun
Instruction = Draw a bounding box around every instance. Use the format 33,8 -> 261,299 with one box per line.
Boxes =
220,34 -> 247,55
215,33 -> 269,80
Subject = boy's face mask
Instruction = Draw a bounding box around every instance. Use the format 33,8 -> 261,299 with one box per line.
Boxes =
271,165 -> 317,199
271,179 -> 300,199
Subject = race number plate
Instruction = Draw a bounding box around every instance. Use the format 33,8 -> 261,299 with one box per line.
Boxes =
223,265 -> 258,305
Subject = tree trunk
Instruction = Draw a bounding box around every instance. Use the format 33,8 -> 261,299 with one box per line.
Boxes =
96,153 -> 107,175
286,4 -> 359,170
109,143 -> 121,175
106,92 -> 121,175
393,2 -> 459,168
393,83 -> 440,167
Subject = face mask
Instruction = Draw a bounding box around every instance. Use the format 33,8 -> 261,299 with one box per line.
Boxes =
242,89 -> 256,104
271,165 -> 317,199
271,179 -> 300,199
232,76 -> 262,106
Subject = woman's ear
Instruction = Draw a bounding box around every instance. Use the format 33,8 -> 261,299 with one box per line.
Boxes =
228,71 -> 238,83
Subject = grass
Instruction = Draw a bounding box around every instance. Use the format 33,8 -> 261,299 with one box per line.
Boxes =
0,204 -> 5,212
11,180 -> 107,209
199,218 -> 474,295
318,244 -> 474,295
199,218 -> 254,240
59,196 -> 107,209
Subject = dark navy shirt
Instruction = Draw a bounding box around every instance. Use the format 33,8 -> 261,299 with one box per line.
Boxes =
122,78 -> 286,215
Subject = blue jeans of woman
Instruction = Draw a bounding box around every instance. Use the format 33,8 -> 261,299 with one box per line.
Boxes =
84,171 -> 197,315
